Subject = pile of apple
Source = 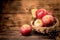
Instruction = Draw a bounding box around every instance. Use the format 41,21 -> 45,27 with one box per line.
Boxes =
31,8 -> 54,27
20,8 -> 55,36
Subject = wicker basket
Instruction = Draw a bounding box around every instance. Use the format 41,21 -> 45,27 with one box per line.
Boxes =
31,17 -> 59,34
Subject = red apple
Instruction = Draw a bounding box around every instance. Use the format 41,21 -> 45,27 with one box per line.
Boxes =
42,15 -> 54,26
34,19 -> 43,27
20,24 -> 32,36
36,8 -> 47,19
46,11 -> 52,15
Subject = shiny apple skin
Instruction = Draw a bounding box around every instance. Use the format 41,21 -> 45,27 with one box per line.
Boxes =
34,19 -> 43,27
42,15 -> 54,26
36,9 -> 47,19
20,24 -> 32,36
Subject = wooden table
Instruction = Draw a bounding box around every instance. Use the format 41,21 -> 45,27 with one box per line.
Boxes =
0,13 -> 60,40
1,0 -> 60,40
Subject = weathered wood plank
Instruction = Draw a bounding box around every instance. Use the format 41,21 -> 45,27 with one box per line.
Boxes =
1,0 -> 60,40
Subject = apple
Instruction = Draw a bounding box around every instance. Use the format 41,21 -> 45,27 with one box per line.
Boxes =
42,15 -> 54,26
31,8 -> 37,18
46,11 -> 52,15
20,24 -> 32,36
36,8 -> 47,19
34,19 -> 43,27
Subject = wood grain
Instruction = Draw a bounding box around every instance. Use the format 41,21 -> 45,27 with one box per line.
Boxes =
1,0 -> 60,40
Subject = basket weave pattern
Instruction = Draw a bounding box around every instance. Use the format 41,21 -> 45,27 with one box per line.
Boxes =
31,17 -> 59,34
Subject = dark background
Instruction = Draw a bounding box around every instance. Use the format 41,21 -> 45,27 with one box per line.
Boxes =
0,0 -> 60,40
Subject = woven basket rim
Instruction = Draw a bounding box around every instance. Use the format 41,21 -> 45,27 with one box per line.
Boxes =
31,17 -> 59,33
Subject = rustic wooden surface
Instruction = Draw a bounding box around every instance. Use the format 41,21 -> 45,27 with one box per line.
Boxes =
1,0 -> 60,40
